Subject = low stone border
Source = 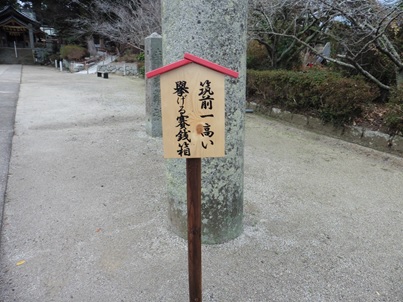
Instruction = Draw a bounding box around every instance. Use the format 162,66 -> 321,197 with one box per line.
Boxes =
97,62 -> 138,76
248,102 -> 403,157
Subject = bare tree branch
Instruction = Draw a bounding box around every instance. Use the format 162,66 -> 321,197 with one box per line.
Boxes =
249,0 -> 403,90
70,0 -> 161,52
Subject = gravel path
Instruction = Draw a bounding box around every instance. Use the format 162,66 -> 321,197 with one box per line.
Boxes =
1,65 -> 402,301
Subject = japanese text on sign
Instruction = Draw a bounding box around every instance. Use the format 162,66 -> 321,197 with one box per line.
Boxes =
173,80 -> 218,157
160,63 -> 225,158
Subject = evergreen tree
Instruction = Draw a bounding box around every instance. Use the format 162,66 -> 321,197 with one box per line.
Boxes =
0,0 -> 19,9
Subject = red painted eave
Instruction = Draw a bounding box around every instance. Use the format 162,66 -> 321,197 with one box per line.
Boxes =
146,53 -> 239,79
146,58 -> 192,79
184,53 -> 239,78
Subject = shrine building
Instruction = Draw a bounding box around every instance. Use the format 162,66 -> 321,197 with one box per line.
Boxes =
0,5 -> 41,49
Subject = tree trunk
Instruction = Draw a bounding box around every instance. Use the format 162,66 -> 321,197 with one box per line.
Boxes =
397,68 -> 403,90
86,36 -> 97,57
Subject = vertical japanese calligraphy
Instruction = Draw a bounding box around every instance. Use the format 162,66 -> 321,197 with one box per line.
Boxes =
199,80 -> 214,110
198,80 -> 215,150
173,79 -> 217,156
174,81 -> 191,157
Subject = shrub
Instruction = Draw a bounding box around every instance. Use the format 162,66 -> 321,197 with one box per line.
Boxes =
137,62 -> 145,78
137,52 -> 145,62
247,69 -> 379,126
60,45 -> 87,61
48,53 -> 60,63
117,48 -> 141,63
384,88 -> 403,135
247,40 -> 270,70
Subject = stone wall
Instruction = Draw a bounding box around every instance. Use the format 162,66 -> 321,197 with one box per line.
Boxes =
249,102 -> 403,157
0,48 -> 35,64
97,62 -> 138,76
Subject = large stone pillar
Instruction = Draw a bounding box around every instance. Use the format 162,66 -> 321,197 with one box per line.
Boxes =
145,33 -> 163,137
162,0 -> 248,244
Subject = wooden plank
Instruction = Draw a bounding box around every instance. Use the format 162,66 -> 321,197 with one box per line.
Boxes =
160,63 -> 225,158
186,158 -> 202,302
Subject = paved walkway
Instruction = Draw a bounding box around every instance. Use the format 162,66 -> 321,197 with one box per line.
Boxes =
0,64 -> 20,235
0,65 -> 403,301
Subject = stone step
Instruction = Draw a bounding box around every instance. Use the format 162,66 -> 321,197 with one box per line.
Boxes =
0,48 -> 35,64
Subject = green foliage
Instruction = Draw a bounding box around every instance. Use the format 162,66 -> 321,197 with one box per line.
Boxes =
137,52 -> 145,62
123,50 -> 145,77
48,53 -> 60,62
384,88 -> 403,134
247,69 -> 379,126
249,3 -> 317,70
60,45 -> 87,60
137,61 -> 145,78
247,40 -> 271,70
330,40 -> 397,90
0,0 -> 18,9
117,48 -> 137,63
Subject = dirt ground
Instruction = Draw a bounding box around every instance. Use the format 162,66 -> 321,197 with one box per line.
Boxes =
1,65 -> 403,302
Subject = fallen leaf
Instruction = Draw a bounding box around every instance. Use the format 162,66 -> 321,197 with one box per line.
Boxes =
16,260 -> 26,266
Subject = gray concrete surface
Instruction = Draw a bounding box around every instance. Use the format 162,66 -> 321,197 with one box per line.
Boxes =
0,64 -> 20,238
0,65 -> 403,301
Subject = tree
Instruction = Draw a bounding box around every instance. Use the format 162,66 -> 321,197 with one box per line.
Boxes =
0,0 -> 19,9
19,0 -> 43,19
249,0 -> 326,69
14,0 -> 83,39
249,0 -> 403,91
70,0 -> 161,52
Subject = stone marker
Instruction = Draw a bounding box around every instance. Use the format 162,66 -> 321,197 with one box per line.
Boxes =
161,0 -> 248,244
145,32 -> 163,137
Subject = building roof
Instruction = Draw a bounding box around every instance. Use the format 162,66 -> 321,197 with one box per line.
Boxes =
0,5 -> 41,28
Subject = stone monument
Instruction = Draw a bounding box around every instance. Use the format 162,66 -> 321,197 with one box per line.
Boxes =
145,33 -> 163,137
161,0 -> 248,243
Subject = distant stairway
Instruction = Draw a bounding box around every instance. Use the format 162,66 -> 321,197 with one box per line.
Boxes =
0,48 -> 35,64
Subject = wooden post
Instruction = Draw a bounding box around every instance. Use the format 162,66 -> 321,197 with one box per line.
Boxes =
146,54 -> 239,300
186,158 -> 202,302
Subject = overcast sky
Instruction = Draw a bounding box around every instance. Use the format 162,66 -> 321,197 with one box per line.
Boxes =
379,0 -> 399,4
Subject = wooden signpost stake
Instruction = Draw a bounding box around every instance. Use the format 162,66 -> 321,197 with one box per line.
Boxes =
146,53 -> 238,302
187,158 -> 202,301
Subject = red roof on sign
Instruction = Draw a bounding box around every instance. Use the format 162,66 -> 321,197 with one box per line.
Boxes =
146,53 -> 239,79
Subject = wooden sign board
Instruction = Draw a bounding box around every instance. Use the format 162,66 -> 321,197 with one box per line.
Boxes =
146,53 -> 238,301
160,63 -> 225,158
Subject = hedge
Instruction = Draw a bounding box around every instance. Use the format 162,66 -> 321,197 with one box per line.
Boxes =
247,69 -> 380,126
60,45 -> 87,61
385,88 -> 403,135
